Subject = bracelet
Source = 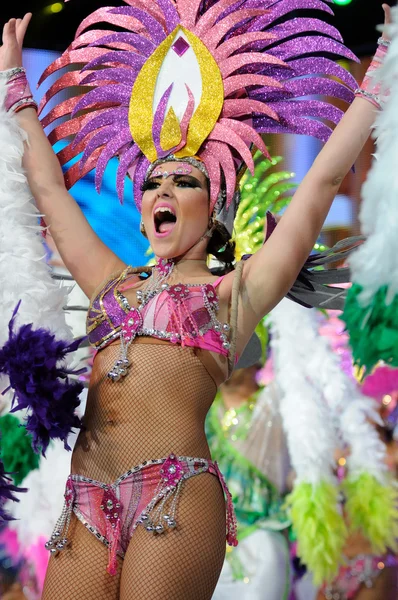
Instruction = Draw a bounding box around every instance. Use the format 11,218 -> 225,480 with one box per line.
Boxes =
377,37 -> 391,48
0,66 -> 26,81
355,42 -> 389,110
0,67 -> 38,114
354,88 -> 381,109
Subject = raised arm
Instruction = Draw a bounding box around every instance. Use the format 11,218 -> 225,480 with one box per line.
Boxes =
229,4 -> 391,350
1,15 -> 126,297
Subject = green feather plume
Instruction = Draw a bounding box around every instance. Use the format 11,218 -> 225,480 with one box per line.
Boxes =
343,473 -> 398,554
233,153 -> 296,259
0,414 -> 40,485
287,481 -> 347,585
342,284 -> 398,375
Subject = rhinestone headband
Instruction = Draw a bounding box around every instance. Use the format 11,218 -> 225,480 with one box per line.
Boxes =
145,155 -> 210,183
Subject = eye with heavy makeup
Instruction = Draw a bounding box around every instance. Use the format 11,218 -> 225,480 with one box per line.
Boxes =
140,174 -> 204,192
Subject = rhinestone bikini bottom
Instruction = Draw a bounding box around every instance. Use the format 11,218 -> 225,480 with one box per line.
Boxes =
45,454 -> 238,575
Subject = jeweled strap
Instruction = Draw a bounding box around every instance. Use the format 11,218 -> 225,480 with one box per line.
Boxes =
88,265 -> 151,311
209,461 -> 238,547
228,261 -> 244,377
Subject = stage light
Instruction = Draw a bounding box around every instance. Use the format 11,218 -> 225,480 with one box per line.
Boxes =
44,2 -> 64,14
333,0 -> 353,5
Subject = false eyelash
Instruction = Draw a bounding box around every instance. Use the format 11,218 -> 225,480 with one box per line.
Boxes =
140,180 -> 159,192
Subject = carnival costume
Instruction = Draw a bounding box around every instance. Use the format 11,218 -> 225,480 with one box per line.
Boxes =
207,387 -> 291,600
0,0 -> 390,597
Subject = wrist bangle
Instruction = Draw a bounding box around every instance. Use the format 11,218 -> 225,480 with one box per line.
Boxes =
0,66 -> 26,81
377,37 -> 391,48
354,88 -> 381,110
1,67 -> 38,114
357,42 -> 390,110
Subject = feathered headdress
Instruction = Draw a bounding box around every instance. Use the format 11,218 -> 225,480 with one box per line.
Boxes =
38,0 -> 357,215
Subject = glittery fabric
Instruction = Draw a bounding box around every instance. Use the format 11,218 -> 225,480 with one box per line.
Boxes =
41,339 -> 230,599
72,85 -> 131,117
223,73 -> 285,97
356,44 -> 388,109
49,456 -> 237,575
37,70 -> 95,115
213,30 -> 275,60
270,36 -> 357,63
40,95 -> 83,129
156,0 -> 180,31
152,85 -> 176,157
270,17 -> 343,44
4,71 -> 36,113
86,267 -> 230,357
82,50 -> 146,73
254,113 -> 333,144
222,98 -> 278,120
38,48 -> 109,87
208,122 -> 256,174
219,51 -> 286,78
39,0 -> 358,214
88,31 -> 157,54
48,114 -> 88,146
93,130 -> 134,193
128,25 -> 224,172
80,68 -> 137,87
202,9 -> 267,51
74,107 -> 129,147
109,7 -> 167,45
75,7 -> 152,39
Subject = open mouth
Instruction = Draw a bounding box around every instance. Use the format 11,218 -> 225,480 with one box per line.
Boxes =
153,205 -> 177,236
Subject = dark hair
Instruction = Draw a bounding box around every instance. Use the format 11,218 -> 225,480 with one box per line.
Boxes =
206,220 -> 235,272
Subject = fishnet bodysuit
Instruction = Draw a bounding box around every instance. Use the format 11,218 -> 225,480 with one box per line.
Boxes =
42,340 -> 228,600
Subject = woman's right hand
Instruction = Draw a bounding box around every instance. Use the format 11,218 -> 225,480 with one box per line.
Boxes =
0,13 -> 31,71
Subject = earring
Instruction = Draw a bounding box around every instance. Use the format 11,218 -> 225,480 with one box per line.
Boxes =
140,220 -> 147,238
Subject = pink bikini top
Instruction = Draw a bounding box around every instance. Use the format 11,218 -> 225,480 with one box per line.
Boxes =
87,267 -> 231,357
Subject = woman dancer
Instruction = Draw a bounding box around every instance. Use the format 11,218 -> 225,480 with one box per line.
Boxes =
0,1 -> 391,599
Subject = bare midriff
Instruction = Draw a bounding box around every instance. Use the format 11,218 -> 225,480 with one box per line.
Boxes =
71,339 -> 223,483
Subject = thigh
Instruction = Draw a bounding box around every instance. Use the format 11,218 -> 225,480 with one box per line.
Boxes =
42,515 -> 122,600
120,473 -> 227,600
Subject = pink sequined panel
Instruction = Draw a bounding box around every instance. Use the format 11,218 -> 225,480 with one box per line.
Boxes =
72,464 -> 160,556
53,457 -> 238,574
139,287 -> 229,355
87,274 -> 229,356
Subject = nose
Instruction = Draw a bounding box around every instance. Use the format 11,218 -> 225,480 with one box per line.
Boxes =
156,177 -> 174,198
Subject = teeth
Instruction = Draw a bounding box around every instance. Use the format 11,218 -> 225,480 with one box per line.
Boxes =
155,207 -> 175,217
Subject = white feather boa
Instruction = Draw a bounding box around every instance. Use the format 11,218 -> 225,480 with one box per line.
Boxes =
269,299 -> 387,485
0,78 -> 74,416
269,300 -> 337,485
0,80 -> 72,347
349,6 -> 398,305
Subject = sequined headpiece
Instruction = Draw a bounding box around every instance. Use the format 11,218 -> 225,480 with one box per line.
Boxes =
39,0 -> 357,214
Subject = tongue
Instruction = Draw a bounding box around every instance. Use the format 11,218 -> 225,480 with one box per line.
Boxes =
159,221 -> 175,234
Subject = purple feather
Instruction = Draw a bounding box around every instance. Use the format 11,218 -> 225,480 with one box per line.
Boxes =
265,211 -> 277,242
0,461 -> 27,521
0,302 -> 84,456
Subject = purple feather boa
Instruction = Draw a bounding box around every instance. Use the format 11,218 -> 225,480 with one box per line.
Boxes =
0,302 -> 85,456
0,461 -> 27,521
